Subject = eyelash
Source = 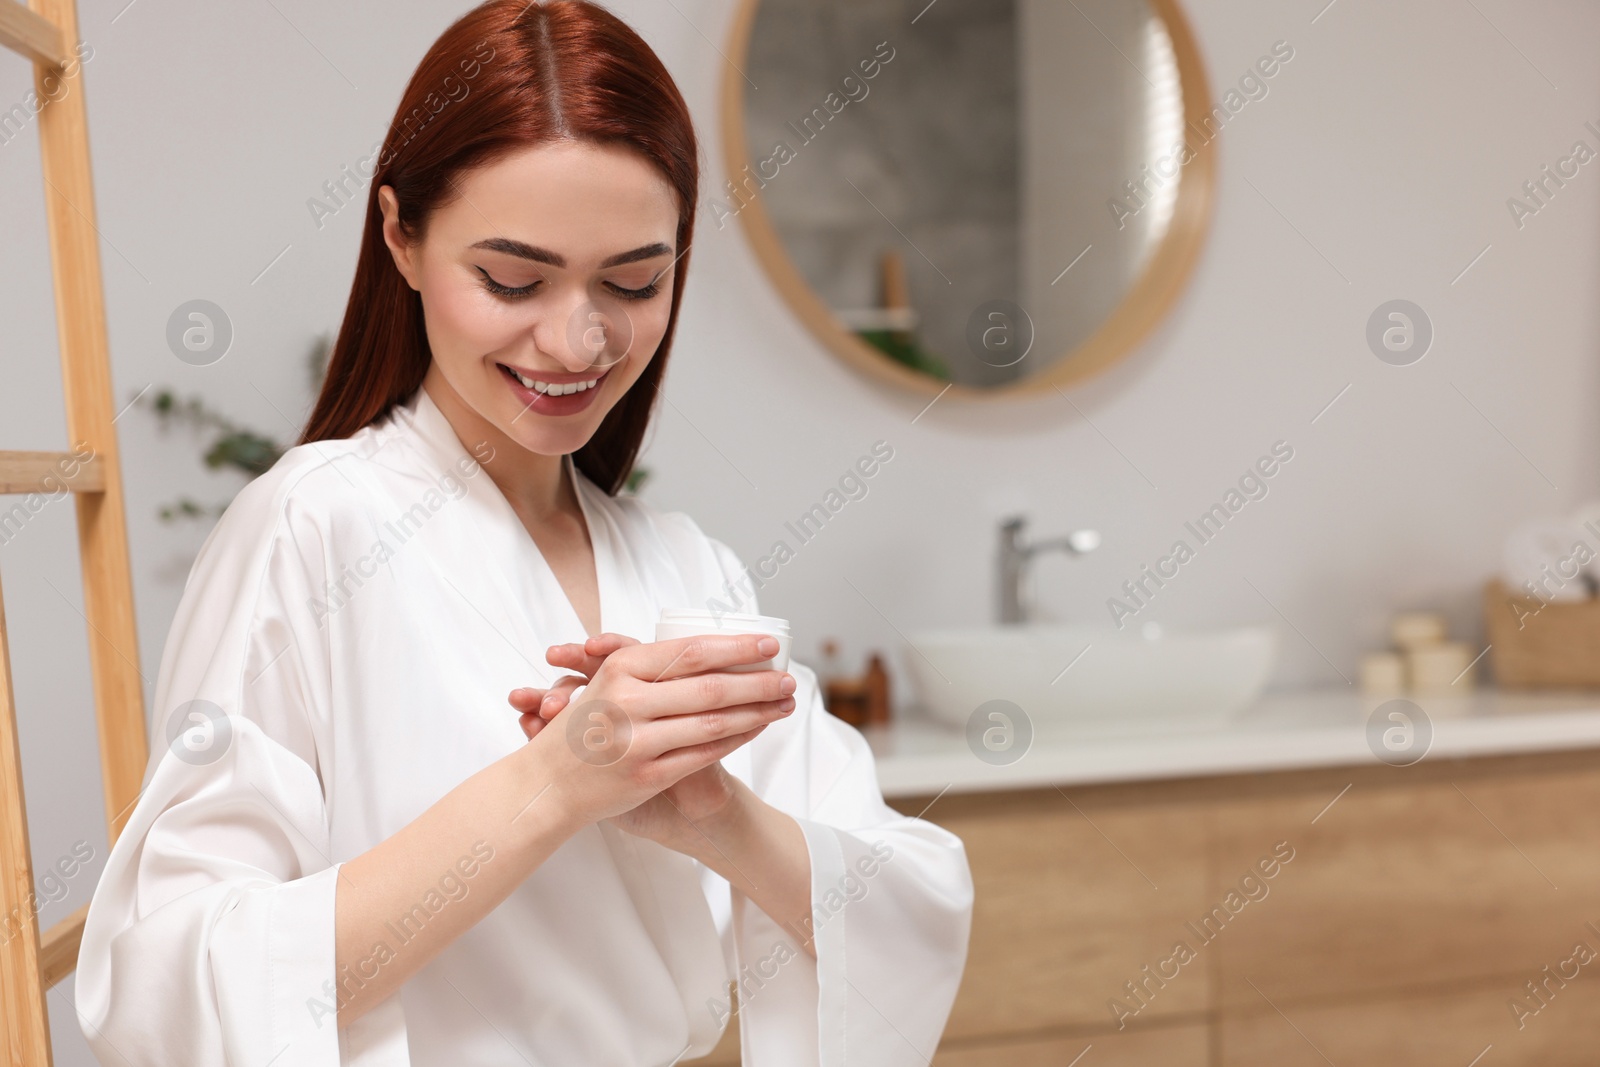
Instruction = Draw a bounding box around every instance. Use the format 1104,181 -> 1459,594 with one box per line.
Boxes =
475,268 -> 662,302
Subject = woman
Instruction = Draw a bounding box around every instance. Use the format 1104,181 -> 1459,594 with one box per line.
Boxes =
74,2 -> 973,1064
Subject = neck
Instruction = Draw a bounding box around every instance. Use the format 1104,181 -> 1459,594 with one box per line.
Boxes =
421,365 -> 574,521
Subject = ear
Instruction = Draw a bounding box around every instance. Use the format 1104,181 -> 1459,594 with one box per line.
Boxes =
377,185 -> 421,292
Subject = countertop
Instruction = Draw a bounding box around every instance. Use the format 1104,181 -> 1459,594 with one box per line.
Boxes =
864,688 -> 1600,799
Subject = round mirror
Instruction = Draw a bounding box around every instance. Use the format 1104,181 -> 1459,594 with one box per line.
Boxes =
719,0 -> 1215,397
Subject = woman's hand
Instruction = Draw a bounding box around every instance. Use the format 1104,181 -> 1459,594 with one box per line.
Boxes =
508,633 -> 627,730
507,632 -> 796,850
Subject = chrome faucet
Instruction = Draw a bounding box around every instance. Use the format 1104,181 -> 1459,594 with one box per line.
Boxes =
998,516 -> 1100,624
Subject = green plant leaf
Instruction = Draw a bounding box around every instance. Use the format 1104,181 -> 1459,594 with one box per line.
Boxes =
204,431 -> 284,476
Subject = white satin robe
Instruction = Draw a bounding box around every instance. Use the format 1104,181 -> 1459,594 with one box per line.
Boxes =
74,385 -> 973,1066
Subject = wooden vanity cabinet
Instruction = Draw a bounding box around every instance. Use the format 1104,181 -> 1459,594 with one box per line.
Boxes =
693,748 -> 1600,1064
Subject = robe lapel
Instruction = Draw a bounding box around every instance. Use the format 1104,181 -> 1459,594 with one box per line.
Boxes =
392,389 -> 569,688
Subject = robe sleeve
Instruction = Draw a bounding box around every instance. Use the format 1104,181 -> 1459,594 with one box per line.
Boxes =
74,465 -> 406,1066
704,537 -> 975,1067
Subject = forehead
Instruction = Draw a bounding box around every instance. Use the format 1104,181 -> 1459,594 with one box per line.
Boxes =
436,140 -> 679,259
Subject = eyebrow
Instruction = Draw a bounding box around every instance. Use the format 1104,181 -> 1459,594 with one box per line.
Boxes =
469,237 -> 673,269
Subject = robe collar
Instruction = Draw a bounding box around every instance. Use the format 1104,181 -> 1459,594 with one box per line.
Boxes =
394,384 -> 657,648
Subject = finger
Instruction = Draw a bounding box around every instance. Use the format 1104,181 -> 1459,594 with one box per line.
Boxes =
585,632 -> 640,655
649,723 -> 769,783
538,674 -> 589,720
509,687 -> 547,713
625,666 -> 795,722
618,633 -> 783,683
544,643 -> 601,676
519,710 -> 547,741
546,633 -> 639,677
637,697 -> 794,757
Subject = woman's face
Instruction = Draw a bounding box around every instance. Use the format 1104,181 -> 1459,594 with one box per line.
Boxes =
378,139 -> 680,459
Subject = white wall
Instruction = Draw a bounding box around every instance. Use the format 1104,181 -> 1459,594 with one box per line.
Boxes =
2,0 -> 1598,1061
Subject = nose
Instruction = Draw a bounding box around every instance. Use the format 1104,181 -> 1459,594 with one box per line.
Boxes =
527,287 -> 606,374
568,304 -> 626,370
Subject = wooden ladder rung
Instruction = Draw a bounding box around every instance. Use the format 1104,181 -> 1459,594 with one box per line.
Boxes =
38,905 -> 85,990
0,450 -> 104,495
0,0 -> 68,68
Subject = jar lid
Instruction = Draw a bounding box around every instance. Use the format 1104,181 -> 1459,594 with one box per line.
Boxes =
658,608 -> 791,634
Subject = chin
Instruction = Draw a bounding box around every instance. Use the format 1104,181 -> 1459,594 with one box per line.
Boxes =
493,414 -> 597,458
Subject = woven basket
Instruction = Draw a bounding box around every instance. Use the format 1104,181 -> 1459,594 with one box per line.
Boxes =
1484,579 -> 1600,688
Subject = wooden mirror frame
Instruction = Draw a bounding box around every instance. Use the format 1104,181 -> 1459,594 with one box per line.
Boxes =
719,0 -> 1217,400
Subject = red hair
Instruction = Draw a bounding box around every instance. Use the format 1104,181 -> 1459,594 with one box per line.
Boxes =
298,0 -> 699,495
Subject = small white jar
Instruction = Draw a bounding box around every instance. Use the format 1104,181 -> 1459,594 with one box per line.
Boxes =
655,609 -> 791,673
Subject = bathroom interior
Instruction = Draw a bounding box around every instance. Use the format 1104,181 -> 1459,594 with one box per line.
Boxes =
5,0 -> 1600,1063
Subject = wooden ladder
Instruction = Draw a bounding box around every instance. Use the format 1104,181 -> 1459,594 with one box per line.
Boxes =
0,0 -> 149,1063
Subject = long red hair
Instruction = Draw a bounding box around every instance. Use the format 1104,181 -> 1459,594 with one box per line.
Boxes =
298,0 -> 699,495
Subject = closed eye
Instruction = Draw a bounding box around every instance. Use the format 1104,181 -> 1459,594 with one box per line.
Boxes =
609,262 -> 671,302
476,267 -> 539,299
608,280 -> 662,301
475,267 -> 667,302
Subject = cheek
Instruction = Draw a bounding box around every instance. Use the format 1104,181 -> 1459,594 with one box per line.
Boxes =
421,277 -> 520,359
622,302 -> 673,368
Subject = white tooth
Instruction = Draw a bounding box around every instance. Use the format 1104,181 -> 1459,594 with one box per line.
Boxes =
522,376 -> 601,395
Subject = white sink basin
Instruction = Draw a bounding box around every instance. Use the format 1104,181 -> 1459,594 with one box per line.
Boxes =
902,623 -> 1277,734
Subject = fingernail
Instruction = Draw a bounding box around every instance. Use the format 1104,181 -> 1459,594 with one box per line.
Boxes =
758,636 -> 779,656
778,696 -> 796,713
779,673 -> 796,695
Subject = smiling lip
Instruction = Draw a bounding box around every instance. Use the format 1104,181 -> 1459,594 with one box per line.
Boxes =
498,362 -> 608,417
497,362 -> 609,387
